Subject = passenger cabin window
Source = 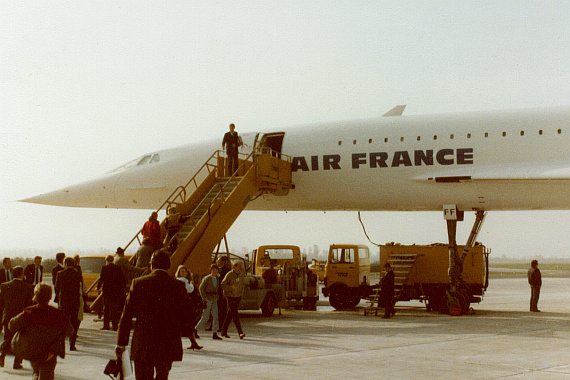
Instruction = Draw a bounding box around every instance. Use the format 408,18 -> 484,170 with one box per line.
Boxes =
558,129 -> 562,134
384,138 -> 389,143
353,140 -> 357,145
484,132 -> 488,138
150,153 -> 160,163
520,131 -> 524,136
539,130 -> 543,135
400,137 -> 404,142
467,133 -> 471,138
502,132 -> 507,137
450,134 -> 454,139
330,248 -> 355,264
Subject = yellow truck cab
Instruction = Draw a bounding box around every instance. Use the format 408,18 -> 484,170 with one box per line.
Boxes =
252,245 -> 319,310
322,244 -> 371,310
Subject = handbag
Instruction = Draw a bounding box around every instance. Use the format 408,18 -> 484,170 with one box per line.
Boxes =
103,358 -> 123,379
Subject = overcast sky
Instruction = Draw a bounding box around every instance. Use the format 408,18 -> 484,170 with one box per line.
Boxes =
2,2 -> 570,259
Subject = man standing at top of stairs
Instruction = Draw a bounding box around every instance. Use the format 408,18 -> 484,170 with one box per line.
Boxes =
222,123 -> 242,176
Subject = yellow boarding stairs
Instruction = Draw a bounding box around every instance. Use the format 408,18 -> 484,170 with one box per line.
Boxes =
363,253 -> 418,316
122,147 -> 294,277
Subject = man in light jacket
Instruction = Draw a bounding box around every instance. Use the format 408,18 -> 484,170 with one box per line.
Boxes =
221,262 -> 246,339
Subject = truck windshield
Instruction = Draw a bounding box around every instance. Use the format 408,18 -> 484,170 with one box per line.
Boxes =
330,248 -> 355,264
80,257 -> 106,274
262,248 -> 295,260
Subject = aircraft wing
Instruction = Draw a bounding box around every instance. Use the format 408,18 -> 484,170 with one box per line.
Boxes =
412,162 -> 570,182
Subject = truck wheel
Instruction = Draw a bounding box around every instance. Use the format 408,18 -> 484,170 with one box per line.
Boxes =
329,284 -> 350,310
261,294 -> 276,317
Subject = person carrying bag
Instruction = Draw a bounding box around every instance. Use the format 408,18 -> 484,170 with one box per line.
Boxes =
9,283 -> 73,380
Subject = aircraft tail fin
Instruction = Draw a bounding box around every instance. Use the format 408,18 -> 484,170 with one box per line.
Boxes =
382,105 -> 406,117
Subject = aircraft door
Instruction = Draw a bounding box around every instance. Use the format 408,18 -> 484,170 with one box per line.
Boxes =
254,132 -> 285,157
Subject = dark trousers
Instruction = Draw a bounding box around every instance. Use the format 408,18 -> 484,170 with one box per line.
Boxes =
70,318 -> 80,348
227,153 -> 238,176
217,297 -> 228,332
530,286 -> 541,311
222,296 -> 243,335
134,360 -> 172,380
0,322 -> 22,366
31,354 -> 57,380
103,294 -> 124,329
384,295 -> 395,317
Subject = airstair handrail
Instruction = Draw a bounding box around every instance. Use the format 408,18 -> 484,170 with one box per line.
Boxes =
122,150 -> 224,252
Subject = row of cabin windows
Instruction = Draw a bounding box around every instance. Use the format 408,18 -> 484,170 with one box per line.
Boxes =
338,129 -> 563,145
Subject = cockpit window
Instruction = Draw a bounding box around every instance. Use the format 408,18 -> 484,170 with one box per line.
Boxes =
138,155 -> 152,165
108,153 -> 161,173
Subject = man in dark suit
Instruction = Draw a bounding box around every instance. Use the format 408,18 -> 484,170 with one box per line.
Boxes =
0,266 -> 34,369
380,262 -> 395,319
24,256 -> 43,285
116,250 -> 192,380
56,257 -> 83,351
222,123 -> 242,176
0,258 -> 12,285
52,252 -> 66,303
97,255 -> 126,331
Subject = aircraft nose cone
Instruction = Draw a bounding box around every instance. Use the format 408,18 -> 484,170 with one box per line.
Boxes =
20,176 -> 118,208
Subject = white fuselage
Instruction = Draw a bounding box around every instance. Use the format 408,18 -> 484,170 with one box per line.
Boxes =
22,107 -> 570,212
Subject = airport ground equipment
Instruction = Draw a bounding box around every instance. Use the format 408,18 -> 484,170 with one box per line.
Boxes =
364,243 -> 490,315
322,244 -> 371,310
308,260 -> 326,283
118,144 -> 293,278
251,245 -> 319,311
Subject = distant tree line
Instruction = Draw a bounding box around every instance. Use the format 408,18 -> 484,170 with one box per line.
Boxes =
7,257 -> 58,275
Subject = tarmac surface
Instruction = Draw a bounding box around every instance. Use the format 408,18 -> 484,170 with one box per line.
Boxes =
1,277 -> 570,379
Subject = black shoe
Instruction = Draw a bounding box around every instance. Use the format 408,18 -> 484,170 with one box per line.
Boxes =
188,343 -> 203,351
212,333 -> 222,340
222,333 -> 230,339
13,363 -> 23,370
239,334 -> 245,340
70,346 -> 77,351
0,353 -> 5,367
382,315 -> 390,319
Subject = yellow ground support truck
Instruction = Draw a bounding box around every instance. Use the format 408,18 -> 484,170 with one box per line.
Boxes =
322,244 -> 371,310
378,243 -> 490,313
251,245 -> 319,310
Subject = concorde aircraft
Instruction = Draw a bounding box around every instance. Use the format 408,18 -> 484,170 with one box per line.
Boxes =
22,106 -> 570,213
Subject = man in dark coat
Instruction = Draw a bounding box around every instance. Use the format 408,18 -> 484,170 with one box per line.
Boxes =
528,259 -> 542,312
24,256 -> 43,285
222,123 -> 242,176
0,266 -> 34,369
0,257 -> 12,285
116,250 -> 192,380
380,262 -> 395,319
56,257 -> 83,351
52,252 -> 66,303
97,255 -> 126,331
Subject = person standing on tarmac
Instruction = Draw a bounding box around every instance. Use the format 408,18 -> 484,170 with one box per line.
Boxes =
528,259 -> 542,312
221,261 -> 246,339
380,263 -> 395,319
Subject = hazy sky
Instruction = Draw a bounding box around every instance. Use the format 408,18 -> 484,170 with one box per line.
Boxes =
2,2 -> 570,259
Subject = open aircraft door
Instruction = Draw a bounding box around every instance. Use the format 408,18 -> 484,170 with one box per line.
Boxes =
253,132 -> 285,157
